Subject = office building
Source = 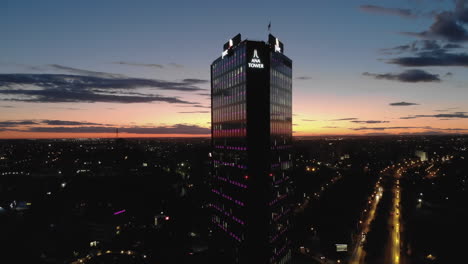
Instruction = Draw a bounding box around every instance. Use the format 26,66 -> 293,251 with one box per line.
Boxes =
210,33 -> 293,264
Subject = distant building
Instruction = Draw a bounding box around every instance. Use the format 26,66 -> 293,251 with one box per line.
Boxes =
210,33 -> 293,264
415,150 -> 428,161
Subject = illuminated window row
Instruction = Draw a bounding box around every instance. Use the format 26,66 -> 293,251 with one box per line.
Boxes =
212,103 -> 246,123
273,176 -> 290,186
210,203 -> 246,225
213,90 -> 246,108
271,121 -> 292,135
270,243 -> 292,264
212,218 -> 243,242
216,176 -> 248,189
211,188 -> 245,206
214,145 -> 247,151
270,226 -> 288,243
269,193 -> 288,206
213,128 -> 247,138
213,160 -> 247,169
272,208 -> 291,222
271,145 -> 292,150
212,68 -> 246,92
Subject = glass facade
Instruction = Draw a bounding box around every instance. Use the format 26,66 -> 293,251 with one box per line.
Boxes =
211,44 -> 248,257
269,51 -> 293,264
210,37 -> 292,264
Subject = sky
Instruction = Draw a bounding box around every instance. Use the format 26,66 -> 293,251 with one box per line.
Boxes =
1,0 -> 468,138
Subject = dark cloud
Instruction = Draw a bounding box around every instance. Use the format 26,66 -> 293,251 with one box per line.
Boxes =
295,76 -> 312,80
381,43 -> 418,54
455,0 -> 468,23
0,74 -> 205,92
177,111 -> 210,114
0,120 -> 38,127
350,126 -> 431,131
363,69 -> 440,82
0,105 -> 15,108
112,61 -> 164,68
23,124 -> 210,134
388,51 -> 468,67
401,10 -> 468,42
434,107 -> 459,112
301,119 -> 316,122
401,112 -> 468,119
197,93 -> 211,96
329,118 -> 358,121
351,120 -> 390,124
0,88 -> 195,104
443,43 -> 464,49
360,5 -> 417,18
48,64 -> 124,78
420,40 -> 442,50
390,101 -> 420,106
42,120 -> 106,126
0,74 -> 204,104
182,78 -> 209,84
193,104 -> 210,108
322,126 -> 340,129
381,40 -> 463,55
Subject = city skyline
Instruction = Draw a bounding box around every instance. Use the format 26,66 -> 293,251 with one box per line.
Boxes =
2,0 -> 468,139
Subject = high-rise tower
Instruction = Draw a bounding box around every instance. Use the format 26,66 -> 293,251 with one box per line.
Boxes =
210,33 -> 293,264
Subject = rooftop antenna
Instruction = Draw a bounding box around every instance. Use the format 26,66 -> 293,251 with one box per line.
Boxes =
268,21 -> 271,33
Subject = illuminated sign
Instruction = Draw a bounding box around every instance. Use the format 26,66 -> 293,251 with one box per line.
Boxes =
222,49 -> 228,59
275,38 -> 281,52
248,49 -> 264,69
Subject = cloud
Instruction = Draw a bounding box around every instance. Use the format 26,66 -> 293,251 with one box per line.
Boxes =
322,126 -> 340,129
360,5 -> 417,18
0,120 -> 38,127
401,7 -> 468,42
177,111 -> 210,114
182,78 -> 209,84
295,76 -> 312,80
0,105 -> 15,108
390,101 -> 420,106
301,119 -> 316,122
42,120 -> 106,126
0,73 -> 205,104
388,51 -> 468,67
380,43 -> 418,55
351,120 -> 390,124
400,112 -> 468,119
350,126 -> 432,131
381,40 -> 463,55
443,43 -> 464,49
22,124 -> 210,134
48,64 -> 125,78
0,119 -> 112,128
363,69 -> 440,82
455,0 -> 468,23
112,61 -> 164,68
434,107 -> 459,112
330,118 -> 358,121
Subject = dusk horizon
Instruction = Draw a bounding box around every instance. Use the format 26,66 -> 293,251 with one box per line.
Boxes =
2,0 -> 468,139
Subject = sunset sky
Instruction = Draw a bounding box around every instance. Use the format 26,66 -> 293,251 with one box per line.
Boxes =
1,0 -> 468,138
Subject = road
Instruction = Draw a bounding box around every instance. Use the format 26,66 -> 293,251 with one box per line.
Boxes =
388,179 -> 402,264
348,182 -> 383,264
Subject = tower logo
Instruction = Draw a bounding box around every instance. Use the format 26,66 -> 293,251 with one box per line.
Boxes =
248,49 -> 264,69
